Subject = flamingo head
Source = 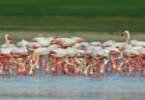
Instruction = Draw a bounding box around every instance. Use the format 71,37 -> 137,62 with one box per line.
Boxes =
5,34 -> 12,40
121,30 -> 129,37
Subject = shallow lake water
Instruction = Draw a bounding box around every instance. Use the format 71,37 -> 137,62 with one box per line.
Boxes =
0,72 -> 145,100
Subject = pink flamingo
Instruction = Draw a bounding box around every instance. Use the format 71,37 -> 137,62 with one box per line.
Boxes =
49,48 -> 69,75
83,49 -> 109,76
0,48 -> 14,76
29,47 -> 50,75
105,47 -> 121,74
90,41 -> 102,47
11,47 -> 29,75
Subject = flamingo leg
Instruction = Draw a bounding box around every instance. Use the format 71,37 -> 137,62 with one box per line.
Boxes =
29,53 -> 40,75
8,58 -> 13,76
44,56 -> 50,75
65,57 -> 77,75
117,62 -> 124,75
75,57 -> 84,75
0,63 -> 3,76
99,60 -> 105,75
140,57 -> 145,76
83,60 -> 96,76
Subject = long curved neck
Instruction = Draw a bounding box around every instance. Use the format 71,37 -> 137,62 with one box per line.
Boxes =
125,31 -> 130,48
126,32 -> 130,44
5,34 -> 9,44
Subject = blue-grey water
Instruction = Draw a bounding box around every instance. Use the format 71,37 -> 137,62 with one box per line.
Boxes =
0,73 -> 145,100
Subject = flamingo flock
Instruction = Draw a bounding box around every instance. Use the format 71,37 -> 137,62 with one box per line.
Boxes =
0,30 -> 145,77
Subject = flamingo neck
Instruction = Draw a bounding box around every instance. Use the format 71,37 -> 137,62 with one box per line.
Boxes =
125,31 -> 130,48
126,32 -> 130,44
5,34 -> 9,44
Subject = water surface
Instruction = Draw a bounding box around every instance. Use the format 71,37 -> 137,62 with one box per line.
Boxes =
0,73 -> 145,100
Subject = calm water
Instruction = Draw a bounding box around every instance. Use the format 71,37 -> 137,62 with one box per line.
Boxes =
0,73 -> 145,100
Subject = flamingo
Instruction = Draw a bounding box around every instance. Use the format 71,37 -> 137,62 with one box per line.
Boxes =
26,42 -> 41,58
5,34 -> 13,44
72,43 -> 82,49
112,42 -> 125,50
1,32 -> 145,77
36,39 -> 52,47
49,48 -> 69,75
30,35 -> 45,42
30,34 -> 54,42
16,39 -> 29,47
11,47 -> 29,75
105,47 -> 122,74
121,47 -> 140,76
0,48 -> 15,75
0,34 -> 16,49
91,49 -> 109,75
65,48 -> 84,75
138,48 -> 145,76
90,41 -> 102,47
121,30 -> 132,49
79,42 -> 89,49
51,38 -> 76,47
83,45 -> 102,75
71,37 -> 85,42
0,34 -> 17,76
29,47 -> 50,75
102,40 -> 115,48
83,49 -> 109,76
120,30 -> 140,76
130,40 -> 145,48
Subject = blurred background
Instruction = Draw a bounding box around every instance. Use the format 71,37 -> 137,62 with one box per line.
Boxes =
1,1 -> 145,100
0,0 -> 145,42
